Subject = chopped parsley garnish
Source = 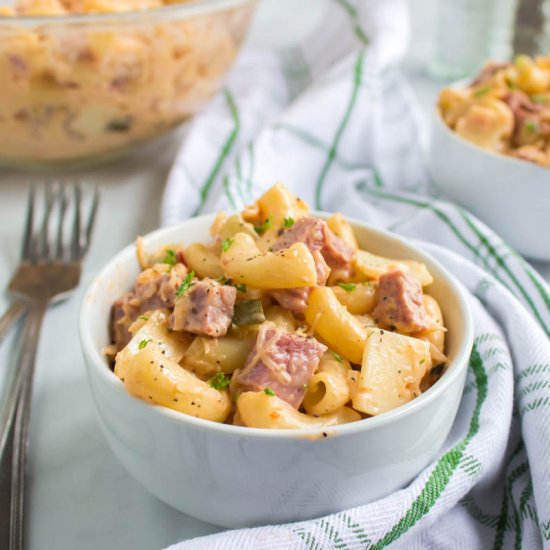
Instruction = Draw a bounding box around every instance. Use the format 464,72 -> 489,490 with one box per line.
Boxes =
138,339 -> 152,350
208,372 -> 231,390
473,85 -> 490,97
264,387 -> 276,396
530,94 -> 547,104
254,216 -> 273,236
163,249 -> 177,266
525,120 -> 539,133
330,351 -> 344,363
222,238 -> 234,252
217,276 -> 246,293
337,282 -> 356,292
176,270 -> 195,298
419,358 -> 426,365
138,315 -> 149,321
282,216 -> 295,229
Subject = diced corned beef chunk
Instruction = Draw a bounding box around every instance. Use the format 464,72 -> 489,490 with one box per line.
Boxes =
176,250 -> 186,265
169,278 -> 236,337
312,250 -> 330,284
272,216 -> 354,269
271,288 -> 310,316
231,322 -> 327,408
110,293 -> 141,350
270,218 -> 350,313
110,264 -> 189,351
135,263 -> 187,311
503,91 -> 550,145
372,270 -> 429,333
273,217 -> 326,252
271,251 -> 329,315
471,62 -> 509,85
322,229 -> 354,268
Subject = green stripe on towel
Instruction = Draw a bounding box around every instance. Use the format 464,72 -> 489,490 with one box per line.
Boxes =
194,89 -> 240,215
370,343 -> 488,549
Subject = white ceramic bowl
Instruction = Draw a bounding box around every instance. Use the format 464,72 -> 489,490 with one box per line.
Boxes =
430,99 -> 550,261
79,214 -> 474,528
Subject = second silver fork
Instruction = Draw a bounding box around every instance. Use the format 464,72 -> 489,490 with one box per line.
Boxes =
0,183 -> 98,550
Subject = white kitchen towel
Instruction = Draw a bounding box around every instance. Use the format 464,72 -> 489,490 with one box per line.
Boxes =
160,1 -> 550,548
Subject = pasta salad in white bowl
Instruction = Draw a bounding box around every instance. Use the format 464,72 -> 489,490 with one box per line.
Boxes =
80,183 -> 474,527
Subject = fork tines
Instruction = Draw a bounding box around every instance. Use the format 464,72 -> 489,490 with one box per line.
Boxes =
22,183 -> 99,264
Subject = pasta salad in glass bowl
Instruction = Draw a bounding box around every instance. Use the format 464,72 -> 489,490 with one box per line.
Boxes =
0,0 -> 255,168
80,182 -> 473,526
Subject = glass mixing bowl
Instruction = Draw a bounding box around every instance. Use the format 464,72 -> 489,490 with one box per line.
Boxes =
0,0 -> 255,169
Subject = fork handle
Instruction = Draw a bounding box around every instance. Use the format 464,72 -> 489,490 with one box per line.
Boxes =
5,306 -> 46,550
10,370 -> 37,550
0,305 -> 43,459
0,302 -> 27,348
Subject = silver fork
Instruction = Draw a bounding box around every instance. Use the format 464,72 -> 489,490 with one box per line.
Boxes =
0,183 -> 98,550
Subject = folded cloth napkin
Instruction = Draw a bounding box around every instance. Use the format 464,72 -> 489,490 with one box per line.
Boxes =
160,1 -> 550,548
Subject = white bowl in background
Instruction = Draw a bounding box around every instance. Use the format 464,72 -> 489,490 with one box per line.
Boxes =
79,214 -> 474,528
430,103 -> 550,261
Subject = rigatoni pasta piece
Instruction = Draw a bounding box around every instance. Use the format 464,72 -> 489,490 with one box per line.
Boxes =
353,313 -> 378,330
221,232 -> 317,289
412,294 -> 446,356
354,250 -> 433,287
245,183 -> 310,252
514,54 -> 550,94
119,344 -> 232,423
264,305 -> 297,332
326,213 -> 358,251
209,211 -> 227,238
438,87 -> 471,127
346,368 -> 359,398
332,282 -> 377,314
303,352 -> 351,416
115,310 -> 192,380
455,98 -> 514,149
352,329 -> 431,416
304,286 -> 367,364
184,335 -> 254,377
128,309 -> 166,336
218,214 -> 258,241
237,391 -> 360,429
184,242 -> 224,279
254,181 -> 309,225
